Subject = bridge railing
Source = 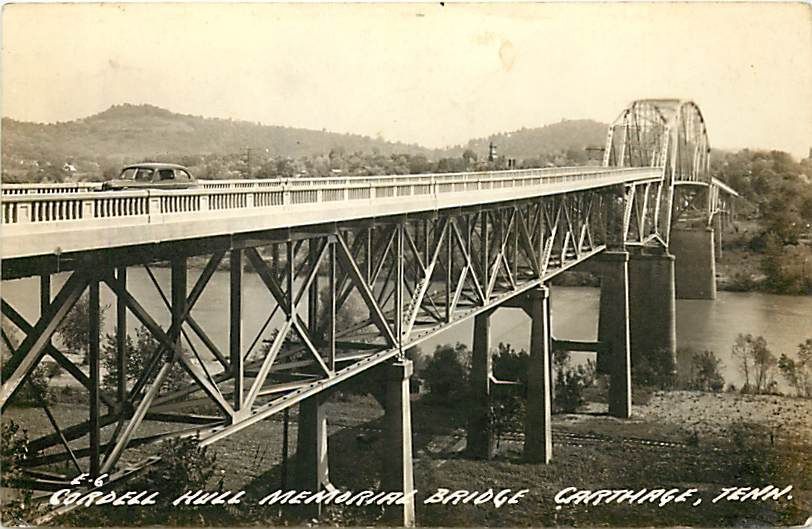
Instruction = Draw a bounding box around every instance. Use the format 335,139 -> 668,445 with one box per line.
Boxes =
1,182 -> 104,195
1,166 -> 624,195
1,167 -> 660,226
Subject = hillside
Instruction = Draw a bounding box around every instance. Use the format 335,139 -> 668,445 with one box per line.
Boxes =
456,119 -> 607,160
2,105 -> 609,163
1,104 -> 435,162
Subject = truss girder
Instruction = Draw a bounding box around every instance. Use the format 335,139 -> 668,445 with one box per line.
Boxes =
4,185 -> 633,488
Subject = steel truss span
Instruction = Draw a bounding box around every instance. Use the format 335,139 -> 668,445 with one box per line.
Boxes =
2,188 -> 614,489
603,99 -> 737,239
0,99 -> 738,513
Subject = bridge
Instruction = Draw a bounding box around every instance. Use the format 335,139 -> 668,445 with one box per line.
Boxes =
0,99 -> 737,525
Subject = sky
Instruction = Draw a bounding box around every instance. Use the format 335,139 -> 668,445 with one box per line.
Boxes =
2,2 -> 811,158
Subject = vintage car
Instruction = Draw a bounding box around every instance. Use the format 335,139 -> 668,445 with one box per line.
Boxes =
101,163 -> 199,190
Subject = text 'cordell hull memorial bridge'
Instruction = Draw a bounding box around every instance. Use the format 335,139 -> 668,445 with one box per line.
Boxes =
1,99 -> 737,525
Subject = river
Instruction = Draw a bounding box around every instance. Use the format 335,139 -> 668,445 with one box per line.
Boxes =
3,269 -> 811,392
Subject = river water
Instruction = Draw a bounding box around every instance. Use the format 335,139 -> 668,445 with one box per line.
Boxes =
3,269 -> 811,391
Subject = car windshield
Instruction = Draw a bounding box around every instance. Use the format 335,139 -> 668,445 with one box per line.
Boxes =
120,168 -> 138,180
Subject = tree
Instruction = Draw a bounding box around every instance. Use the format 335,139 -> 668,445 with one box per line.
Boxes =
778,339 -> 812,398
492,342 -> 529,389
461,149 -> 478,168
731,334 -> 776,394
422,343 -> 470,403
490,343 -> 529,443
101,325 -> 189,395
686,350 -> 725,392
57,293 -> 109,364
553,351 -> 595,413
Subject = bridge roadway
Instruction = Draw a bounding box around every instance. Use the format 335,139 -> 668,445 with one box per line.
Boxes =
1,166 -> 659,262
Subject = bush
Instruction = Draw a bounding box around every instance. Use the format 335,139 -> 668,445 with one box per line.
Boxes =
492,342 -> 529,389
1,421 -> 37,525
422,343 -> 470,403
778,339 -> 812,398
632,347 -> 676,389
554,352 -> 595,413
491,344 -> 529,440
56,292 -> 109,364
684,350 -> 725,392
555,364 -> 595,413
101,325 -> 189,395
61,436 -> 223,527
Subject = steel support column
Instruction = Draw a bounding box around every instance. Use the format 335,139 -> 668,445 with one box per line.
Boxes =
230,249 -> 244,412
88,279 -> 101,478
170,258 -> 187,349
115,267 -> 127,404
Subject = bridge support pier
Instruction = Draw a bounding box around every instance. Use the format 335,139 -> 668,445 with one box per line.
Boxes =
295,394 -> 330,519
628,252 -> 677,370
596,251 -> 632,419
523,286 -> 552,463
670,228 -> 716,300
383,359 -> 416,527
466,310 -> 495,459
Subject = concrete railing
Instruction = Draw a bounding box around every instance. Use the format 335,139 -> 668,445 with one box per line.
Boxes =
1,182 -> 104,195
1,167 -> 661,226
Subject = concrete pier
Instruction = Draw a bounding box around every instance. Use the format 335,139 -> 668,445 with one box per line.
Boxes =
295,394 -> 329,518
466,311 -> 495,459
523,286 -> 553,463
596,251 -> 632,419
383,360 -> 416,527
627,252 -> 677,369
671,227 -> 717,300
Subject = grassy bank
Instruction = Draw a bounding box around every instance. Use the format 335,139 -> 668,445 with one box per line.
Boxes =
4,387 -> 810,527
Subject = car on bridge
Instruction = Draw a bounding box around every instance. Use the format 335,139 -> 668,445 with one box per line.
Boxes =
101,163 -> 199,190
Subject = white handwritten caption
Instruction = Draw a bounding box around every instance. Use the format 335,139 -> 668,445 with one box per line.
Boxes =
553,485 -> 793,509
48,476 -> 793,509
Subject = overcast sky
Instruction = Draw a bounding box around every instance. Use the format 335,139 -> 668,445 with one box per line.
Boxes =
2,3 -> 811,157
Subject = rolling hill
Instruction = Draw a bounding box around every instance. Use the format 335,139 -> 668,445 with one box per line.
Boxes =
1,104 -> 608,166
455,119 -> 608,161
1,104 -> 436,162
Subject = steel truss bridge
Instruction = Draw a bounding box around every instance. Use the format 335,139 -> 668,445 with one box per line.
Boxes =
0,99 -> 737,525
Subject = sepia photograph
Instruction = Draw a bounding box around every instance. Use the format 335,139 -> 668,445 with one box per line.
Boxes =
1,2 -> 811,527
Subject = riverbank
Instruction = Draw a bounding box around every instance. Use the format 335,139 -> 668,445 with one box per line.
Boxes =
7,386 -> 810,527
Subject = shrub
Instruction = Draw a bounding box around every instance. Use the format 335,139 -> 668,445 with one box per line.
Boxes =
0,421 -> 36,525
684,350 -> 725,392
56,292 -> 109,364
554,352 -> 595,413
632,347 -> 676,389
142,437 -> 218,498
422,343 -> 470,403
101,325 -> 189,395
490,343 -> 529,441
777,339 -> 812,398
492,342 -> 529,390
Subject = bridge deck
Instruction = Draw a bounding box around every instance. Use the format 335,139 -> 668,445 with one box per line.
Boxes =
1,166 -> 660,260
